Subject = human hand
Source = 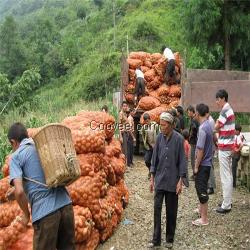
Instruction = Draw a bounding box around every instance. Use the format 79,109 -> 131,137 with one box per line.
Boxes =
6,187 -> 15,201
150,176 -> 154,193
176,179 -> 183,195
16,213 -> 30,226
120,137 -> 123,144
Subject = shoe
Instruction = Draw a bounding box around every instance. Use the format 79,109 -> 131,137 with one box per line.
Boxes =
164,242 -> 173,249
218,202 -> 233,208
148,242 -> 161,248
192,218 -> 209,226
216,207 -> 231,214
207,188 -> 214,195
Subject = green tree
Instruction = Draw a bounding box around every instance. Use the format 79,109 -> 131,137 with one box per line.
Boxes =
181,0 -> 250,70
0,73 -> 11,108
12,68 -> 41,106
0,16 -> 27,80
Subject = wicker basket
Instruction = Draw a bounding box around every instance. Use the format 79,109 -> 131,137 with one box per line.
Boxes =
33,123 -> 80,187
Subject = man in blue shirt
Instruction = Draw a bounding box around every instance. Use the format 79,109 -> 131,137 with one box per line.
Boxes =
192,104 -> 213,226
8,122 -> 75,250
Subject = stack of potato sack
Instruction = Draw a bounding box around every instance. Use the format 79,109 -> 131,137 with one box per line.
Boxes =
125,51 -> 182,124
0,111 -> 129,250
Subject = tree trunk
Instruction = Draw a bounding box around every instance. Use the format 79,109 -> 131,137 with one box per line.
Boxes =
224,0 -> 230,70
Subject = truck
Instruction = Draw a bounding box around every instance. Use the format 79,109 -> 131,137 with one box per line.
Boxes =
119,53 -> 250,154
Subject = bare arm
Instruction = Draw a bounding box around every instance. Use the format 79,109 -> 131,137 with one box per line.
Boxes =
13,178 -> 30,225
194,148 -> 204,174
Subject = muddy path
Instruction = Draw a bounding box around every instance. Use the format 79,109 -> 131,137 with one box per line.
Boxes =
98,156 -> 250,250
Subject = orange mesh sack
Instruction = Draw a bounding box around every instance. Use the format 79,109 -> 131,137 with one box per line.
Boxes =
8,228 -> 33,250
124,93 -> 134,103
0,217 -> 27,250
129,51 -> 150,61
148,90 -> 160,100
76,111 -> 116,141
144,59 -> 153,68
138,96 -> 161,111
169,85 -> 181,97
147,77 -> 161,90
144,69 -> 156,82
128,69 -> 135,81
127,58 -> 142,69
0,177 -> 10,203
74,206 -> 94,243
71,128 -> 106,154
169,98 -> 180,108
126,83 -> 135,93
141,66 -> 150,73
140,107 -> 165,124
150,53 -> 163,64
105,138 -> 122,158
0,201 -> 22,228
76,228 -> 100,250
67,175 -> 105,207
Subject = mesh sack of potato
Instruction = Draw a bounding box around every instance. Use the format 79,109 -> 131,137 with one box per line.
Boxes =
150,53 -> 163,64
127,58 -> 142,69
138,96 -> 161,111
0,201 -> 22,228
74,206 -> 94,243
144,69 -> 156,82
129,51 -> 150,62
146,77 -> 161,90
124,92 -> 134,103
140,107 -> 166,124
0,177 -> 10,203
76,228 -> 100,250
169,84 -> 181,97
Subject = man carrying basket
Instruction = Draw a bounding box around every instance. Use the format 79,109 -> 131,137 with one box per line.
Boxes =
7,122 -> 75,250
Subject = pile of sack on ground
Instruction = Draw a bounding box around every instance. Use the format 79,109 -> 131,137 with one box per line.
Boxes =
125,51 -> 182,124
0,111 -> 129,250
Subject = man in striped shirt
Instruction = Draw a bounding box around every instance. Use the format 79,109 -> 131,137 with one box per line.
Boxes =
214,89 -> 235,214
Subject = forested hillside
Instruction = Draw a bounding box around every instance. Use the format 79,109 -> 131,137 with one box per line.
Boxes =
0,0 -> 249,116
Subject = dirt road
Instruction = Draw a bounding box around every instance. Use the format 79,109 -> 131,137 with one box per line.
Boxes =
98,156 -> 250,250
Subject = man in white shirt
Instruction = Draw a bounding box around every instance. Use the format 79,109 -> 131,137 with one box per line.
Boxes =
161,46 -> 179,84
134,67 -> 145,105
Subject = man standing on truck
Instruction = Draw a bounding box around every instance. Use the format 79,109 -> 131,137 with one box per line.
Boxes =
7,122 -> 75,250
214,89 -> 235,214
161,46 -> 179,84
134,67 -> 145,105
148,112 -> 186,249
141,113 -> 160,179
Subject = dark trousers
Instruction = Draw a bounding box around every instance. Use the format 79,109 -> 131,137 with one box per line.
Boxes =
195,166 -> 210,204
144,148 -> 153,170
121,132 -> 129,164
135,77 -> 145,98
127,134 -> 134,166
33,204 -> 75,250
190,144 -> 196,175
153,190 -> 178,245
232,154 -> 240,188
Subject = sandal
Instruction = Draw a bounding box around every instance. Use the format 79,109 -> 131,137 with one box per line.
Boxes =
192,218 -> 209,226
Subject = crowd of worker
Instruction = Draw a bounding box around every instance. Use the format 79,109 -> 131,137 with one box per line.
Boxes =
114,88 -> 245,249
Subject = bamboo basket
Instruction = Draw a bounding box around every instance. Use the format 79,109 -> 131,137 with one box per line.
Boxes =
33,123 -> 80,187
